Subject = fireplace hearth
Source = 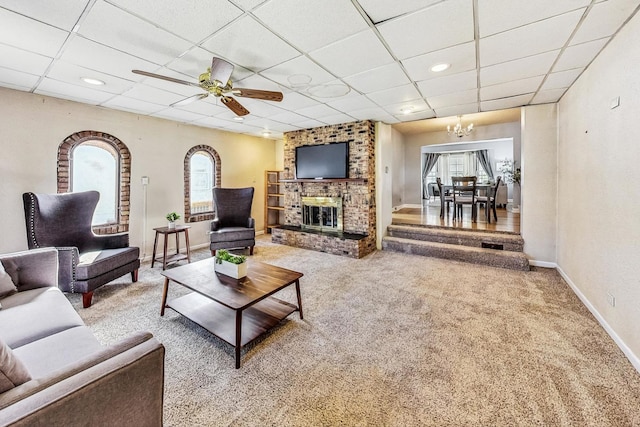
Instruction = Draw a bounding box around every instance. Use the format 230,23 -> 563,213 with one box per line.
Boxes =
301,196 -> 343,233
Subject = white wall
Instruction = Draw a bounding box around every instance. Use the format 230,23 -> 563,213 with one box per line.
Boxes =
391,128 -> 405,208
520,104 -> 558,265
375,122 -> 394,249
557,12 -> 640,369
0,88 -> 277,257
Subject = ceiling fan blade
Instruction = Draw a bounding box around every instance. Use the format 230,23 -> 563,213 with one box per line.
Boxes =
221,96 -> 250,116
171,93 -> 209,107
132,70 -> 201,88
210,57 -> 234,84
234,88 -> 283,102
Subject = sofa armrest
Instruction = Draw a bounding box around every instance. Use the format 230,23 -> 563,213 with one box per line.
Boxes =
0,248 -> 58,291
0,331 -> 165,426
247,217 -> 255,229
55,247 -> 79,292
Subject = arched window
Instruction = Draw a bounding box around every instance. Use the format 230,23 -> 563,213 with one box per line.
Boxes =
184,145 -> 221,222
58,131 -> 131,234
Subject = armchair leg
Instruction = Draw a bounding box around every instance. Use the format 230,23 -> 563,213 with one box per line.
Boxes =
82,291 -> 94,308
211,250 -> 216,257
250,246 -> 254,255
131,269 -> 139,282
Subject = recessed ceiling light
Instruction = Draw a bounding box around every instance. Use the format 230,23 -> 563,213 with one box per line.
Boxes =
233,116 -> 244,122
430,63 -> 450,73
81,77 -> 105,86
262,131 -> 271,138
400,106 -> 414,115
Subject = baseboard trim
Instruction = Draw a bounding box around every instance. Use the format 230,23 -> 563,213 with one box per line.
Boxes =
557,265 -> 640,374
529,260 -> 557,268
394,204 -> 423,211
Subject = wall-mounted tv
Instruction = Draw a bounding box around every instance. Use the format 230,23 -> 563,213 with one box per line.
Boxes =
295,142 -> 349,179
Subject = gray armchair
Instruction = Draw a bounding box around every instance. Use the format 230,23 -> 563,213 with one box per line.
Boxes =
209,187 -> 256,256
22,191 -> 140,308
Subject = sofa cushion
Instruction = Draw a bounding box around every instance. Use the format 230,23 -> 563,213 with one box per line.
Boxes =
0,262 -> 17,299
209,227 -> 255,243
0,288 -> 84,348
75,247 -> 140,281
13,326 -> 102,379
0,337 -> 31,393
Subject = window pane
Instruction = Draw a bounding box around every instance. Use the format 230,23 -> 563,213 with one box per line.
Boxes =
190,152 -> 213,213
72,144 -> 118,225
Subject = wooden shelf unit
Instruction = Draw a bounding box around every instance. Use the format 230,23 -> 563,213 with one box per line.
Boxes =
264,170 -> 285,233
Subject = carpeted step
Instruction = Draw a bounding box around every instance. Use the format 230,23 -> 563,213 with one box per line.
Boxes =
382,236 -> 530,271
387,224 -> 524,252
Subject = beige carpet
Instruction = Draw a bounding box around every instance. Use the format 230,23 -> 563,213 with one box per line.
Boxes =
70,235 -> 640,426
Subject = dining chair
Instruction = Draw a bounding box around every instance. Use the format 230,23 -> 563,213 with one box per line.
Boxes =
476,176 -> 502,223
451,176 -> 478,222
436,177 -> 453,219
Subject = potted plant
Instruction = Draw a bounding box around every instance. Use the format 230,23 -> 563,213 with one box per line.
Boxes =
214,249 -> 247,279
166,212 -> 180,229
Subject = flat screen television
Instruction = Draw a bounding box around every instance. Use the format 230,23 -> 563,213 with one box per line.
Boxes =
295,142 -> 349,179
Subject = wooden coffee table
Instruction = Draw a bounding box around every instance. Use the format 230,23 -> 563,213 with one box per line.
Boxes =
160,257 -> 303,368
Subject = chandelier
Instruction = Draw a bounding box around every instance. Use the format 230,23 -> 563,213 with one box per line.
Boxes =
447,115 -> 474,138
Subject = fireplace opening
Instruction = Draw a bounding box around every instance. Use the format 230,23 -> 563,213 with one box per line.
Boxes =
301,196 -> 343,233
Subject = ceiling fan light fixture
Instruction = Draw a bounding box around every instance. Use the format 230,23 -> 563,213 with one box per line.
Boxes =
81,77 -> 105,86
430,63 -> 450,73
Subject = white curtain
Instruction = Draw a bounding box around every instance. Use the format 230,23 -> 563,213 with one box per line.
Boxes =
464,151 -> 476,176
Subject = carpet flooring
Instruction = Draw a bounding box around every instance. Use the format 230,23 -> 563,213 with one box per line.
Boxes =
69,235 -> 640,426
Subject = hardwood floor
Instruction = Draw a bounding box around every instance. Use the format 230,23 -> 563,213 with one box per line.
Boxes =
392,200 -> 520,234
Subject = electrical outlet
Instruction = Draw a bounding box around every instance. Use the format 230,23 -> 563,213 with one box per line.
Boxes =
607,292 -> 616,307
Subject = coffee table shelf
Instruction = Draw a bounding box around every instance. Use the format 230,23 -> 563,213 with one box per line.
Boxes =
168,292 -> 298,347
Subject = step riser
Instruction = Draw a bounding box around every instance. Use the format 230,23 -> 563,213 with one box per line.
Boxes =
382,238 -> 530,271
388,229 -> 523,252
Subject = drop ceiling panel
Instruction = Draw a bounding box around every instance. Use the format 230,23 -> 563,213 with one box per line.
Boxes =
553,38 -> 609,71
343,63 -> 410,94
477,0 -> 590,37
480,50 -> 559,87
293,119 -> 328,129
0,8 -> 69,57
106,0 -> 243,44
35,78 -> 114,104
541,68 -> 584,91
233,0 -> 266,12
0,44 -> 52,75
309,30 -> 395,78
0,66 -> 39,90
232,99 -> 288,117
79,1 -> 193,66
348,107 -> 397,123
417,70 -> 477,98
434,103 -> 479,118
480,75 -> 544,101
479,10 -> 584,66
136,67 -> 207,97
0,0 -> 88,31
166,47 -> 230,79
192,116 -> 231,129
201,16 -> 299,72
377,0 -> 474,60
102,95 -> 166,114
153,108 -> 207,123
296,103 -> 341,119
480,93 -> 533,111
427,89 -> 478,110
274,91 -> 320,110
383,99 -> 430,116
367,83 -> 421,106
59,37 -> 159,80
173,99 -> 228,117
393,108 -> 436,121
46,61 -> 135,94
268,110 -> 311,124
319,113 -> 358,125
253,0 -> 368,52
326,93 -> 377,112
259,56 -> 335,88
531,88 -> 568,104
402,42 -> 477,82
357,0 -> 441,23
571,0 -> 640,45
122,84 -> 186,106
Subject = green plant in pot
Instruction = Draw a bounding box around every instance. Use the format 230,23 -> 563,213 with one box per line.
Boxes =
166,212 -> 180,229
214,249 -> 247,279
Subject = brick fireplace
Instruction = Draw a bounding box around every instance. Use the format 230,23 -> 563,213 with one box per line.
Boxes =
271,120 -> 376,258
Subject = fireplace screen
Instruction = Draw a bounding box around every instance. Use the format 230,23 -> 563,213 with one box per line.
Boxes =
301,197 -> 343,233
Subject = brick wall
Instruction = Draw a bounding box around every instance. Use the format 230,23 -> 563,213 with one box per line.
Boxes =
273,120 -> 376,258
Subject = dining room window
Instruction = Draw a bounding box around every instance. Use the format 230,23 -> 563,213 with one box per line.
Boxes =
448,154 -> 465,177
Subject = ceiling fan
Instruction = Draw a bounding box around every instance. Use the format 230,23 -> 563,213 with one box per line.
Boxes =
132,57 -> 283,116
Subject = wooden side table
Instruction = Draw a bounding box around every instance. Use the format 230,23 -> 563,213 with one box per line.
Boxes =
152,225 -> 191,270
